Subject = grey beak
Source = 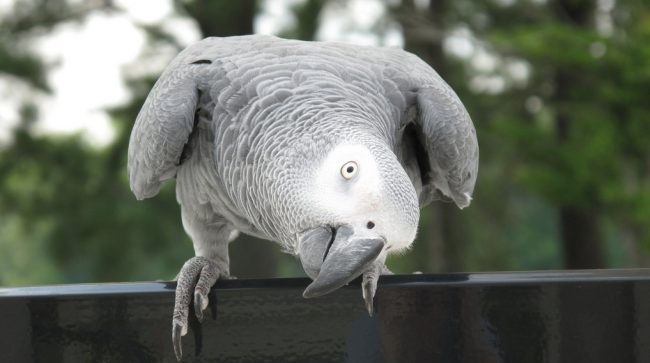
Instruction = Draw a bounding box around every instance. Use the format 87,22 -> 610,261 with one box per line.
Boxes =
301,224 -> 384,298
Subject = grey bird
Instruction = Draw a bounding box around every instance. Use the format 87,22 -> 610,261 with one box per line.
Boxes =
127,34 -> 478,360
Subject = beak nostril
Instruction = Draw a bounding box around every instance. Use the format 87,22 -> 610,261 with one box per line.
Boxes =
367,221 -> 375,229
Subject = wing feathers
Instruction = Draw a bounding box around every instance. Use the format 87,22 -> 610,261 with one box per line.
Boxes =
415,85 -> 478,209
127,57 -> 201,199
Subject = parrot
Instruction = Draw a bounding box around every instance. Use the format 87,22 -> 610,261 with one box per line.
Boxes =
127,34 -> 478,360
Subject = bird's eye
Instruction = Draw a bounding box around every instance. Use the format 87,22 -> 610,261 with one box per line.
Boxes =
341,161 -> 358,180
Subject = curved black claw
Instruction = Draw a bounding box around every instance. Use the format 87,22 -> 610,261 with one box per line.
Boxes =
362,280 -> 376,316
172,322 -> 184,361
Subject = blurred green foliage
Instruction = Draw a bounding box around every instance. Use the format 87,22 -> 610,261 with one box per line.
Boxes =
0,0 -> 649,286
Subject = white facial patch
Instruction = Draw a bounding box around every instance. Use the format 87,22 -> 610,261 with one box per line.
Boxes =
311,144 -> 382,218
309,143 -> 418,252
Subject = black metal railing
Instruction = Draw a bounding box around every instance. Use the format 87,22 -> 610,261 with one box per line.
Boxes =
1,269 -> 649,362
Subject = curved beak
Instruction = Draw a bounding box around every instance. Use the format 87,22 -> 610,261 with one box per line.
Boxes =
298,224 -> 384,298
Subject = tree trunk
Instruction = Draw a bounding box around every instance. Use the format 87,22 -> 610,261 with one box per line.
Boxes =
185,0 -> 257,37
553,0 -> 605,269
559,206 -> 605,268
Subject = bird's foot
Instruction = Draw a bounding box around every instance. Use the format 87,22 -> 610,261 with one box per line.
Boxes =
362,261 -> 392,316
172,256 -> 226,361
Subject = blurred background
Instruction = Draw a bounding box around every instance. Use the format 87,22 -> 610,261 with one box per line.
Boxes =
0,0 -> 649,286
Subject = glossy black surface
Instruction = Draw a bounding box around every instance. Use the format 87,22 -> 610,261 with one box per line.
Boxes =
1,269 -> 649,362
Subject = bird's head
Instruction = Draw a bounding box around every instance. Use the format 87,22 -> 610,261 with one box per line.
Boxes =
296,142 -> 419,298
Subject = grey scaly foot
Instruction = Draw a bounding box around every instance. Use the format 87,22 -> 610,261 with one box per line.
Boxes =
362,260 -> 393,316
172,256 -> 226,361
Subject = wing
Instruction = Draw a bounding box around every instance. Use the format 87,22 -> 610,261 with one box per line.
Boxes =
127,39 -> 226,200
127,54 -> 197,199
128,35 -> 283,200
392,53 -> 479,209
415,84 -> 478,209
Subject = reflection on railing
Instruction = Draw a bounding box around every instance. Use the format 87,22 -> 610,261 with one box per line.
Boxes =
1,270 -> 649,362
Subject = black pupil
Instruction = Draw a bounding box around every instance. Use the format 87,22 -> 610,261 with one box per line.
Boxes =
346,166 -> 354,173
367,221 -> 375,229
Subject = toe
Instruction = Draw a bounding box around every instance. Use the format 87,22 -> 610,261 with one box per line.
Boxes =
194,291 -> 207,322
362,258 -> 388,317
172,269 -> 193,360
193,258 -> 219,321
172,256 -> 221,361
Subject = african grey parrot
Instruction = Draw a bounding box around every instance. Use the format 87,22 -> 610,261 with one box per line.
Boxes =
128,34 -> 478,360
